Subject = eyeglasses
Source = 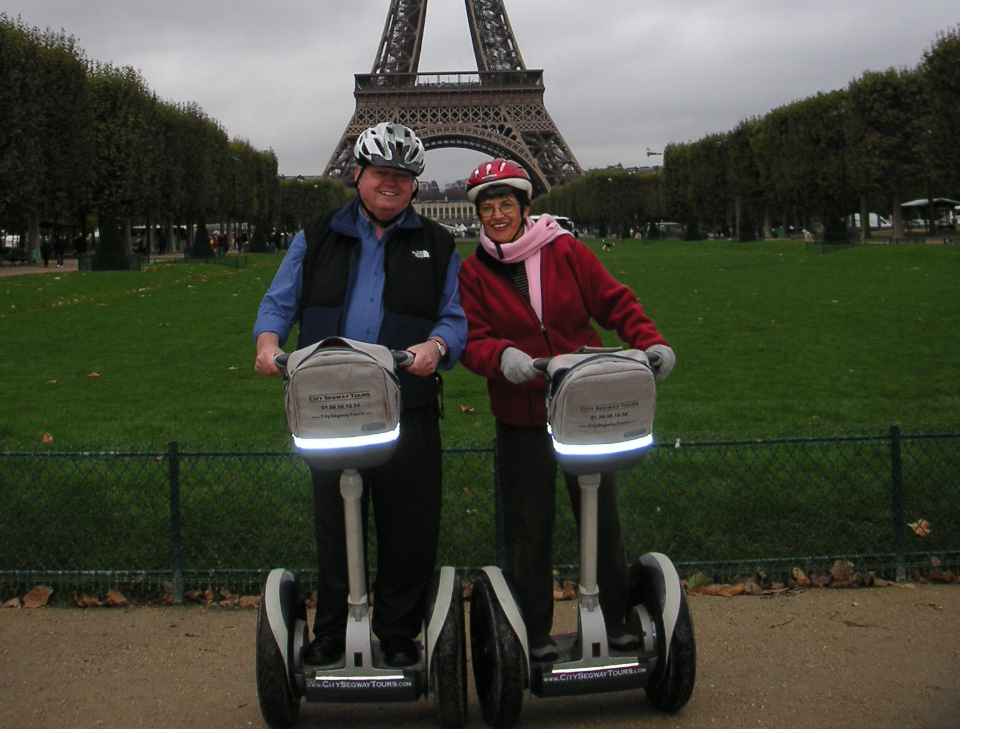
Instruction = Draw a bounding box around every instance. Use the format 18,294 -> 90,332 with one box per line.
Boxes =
478,200 -> 519,219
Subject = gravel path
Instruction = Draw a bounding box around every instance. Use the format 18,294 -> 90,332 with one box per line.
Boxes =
0,584 -> 959,728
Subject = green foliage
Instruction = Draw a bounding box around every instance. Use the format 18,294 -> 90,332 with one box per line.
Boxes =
919,26 -> 959,198
0,15 -> 281,267
538,31 -> 956,240
278,177 -> 354,231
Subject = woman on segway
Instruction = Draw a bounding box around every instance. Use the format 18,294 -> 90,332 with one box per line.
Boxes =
457,158 -> 677,662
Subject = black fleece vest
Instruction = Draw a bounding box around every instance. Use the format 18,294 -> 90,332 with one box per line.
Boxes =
298,206 -> 455,410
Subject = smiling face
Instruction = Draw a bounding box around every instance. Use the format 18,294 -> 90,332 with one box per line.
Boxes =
477,193 -> 529,244
354,164 -> 417,222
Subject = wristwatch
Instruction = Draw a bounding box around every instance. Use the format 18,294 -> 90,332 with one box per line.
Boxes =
429,336 -> 448,358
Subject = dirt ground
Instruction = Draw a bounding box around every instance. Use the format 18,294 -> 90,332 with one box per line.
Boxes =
0,584 -> 959,729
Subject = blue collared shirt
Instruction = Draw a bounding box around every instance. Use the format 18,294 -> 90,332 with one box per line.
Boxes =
252,200 -> 466,369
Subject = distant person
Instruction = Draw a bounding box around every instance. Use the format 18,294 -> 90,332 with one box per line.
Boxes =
253,121 -> 467,669
40,237 -> 51,267
54,235 -> 65,268
457,158 -> 676,662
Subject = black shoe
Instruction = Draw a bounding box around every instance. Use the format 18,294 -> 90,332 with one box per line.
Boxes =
608,631 -> 641,652
302,634 -> 344,666
382,636 -> 419,668
529,635 -> 558,662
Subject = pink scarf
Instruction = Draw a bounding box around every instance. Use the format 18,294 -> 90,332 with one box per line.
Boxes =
478,214 -> 567,323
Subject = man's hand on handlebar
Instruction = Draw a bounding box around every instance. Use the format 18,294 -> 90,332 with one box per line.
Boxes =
403,340 -> 441,377
254,332 -> 284,377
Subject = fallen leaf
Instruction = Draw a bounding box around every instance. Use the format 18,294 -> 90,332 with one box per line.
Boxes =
830,559 -> 855,586
908,519 -> 931,537
458,404 -> 475,414
685,571 -> 711,590
46,379 -> 58,384
73,592 -> 102,608
560,580 -> 577,600
87,371 -> 101,379
105,590 -> 129,607
238,595 -> 260,609
183,590 -> 204,604
928,569 -> 955,584
743,578 -> 764,595
811,573 -> 832,588
693,583 -> 745,597
3,597 -> 22,608
41,432 -> 54,445
790,567 -> 811,587
22,585 -> 53,608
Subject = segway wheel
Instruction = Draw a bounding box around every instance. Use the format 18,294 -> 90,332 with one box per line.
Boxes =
641,569 -> 696,713
256,582 -> 303,727
430,572 -> 468,728
469,575 -> 526,728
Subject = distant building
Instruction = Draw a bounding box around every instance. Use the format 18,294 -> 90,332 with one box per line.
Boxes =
414,198 -> 477,226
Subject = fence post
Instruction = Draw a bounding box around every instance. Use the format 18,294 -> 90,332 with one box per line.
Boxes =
888,425 -> 907,581
167,441 -> 184,603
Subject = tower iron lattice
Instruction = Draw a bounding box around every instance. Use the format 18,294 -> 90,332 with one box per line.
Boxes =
323,0 -> 583,195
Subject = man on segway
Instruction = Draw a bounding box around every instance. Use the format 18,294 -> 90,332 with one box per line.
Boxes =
253,122 -> 467,670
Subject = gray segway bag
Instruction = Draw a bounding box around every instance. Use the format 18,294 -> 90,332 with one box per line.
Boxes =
283,337 -> 402,470
545,350 -> 656,474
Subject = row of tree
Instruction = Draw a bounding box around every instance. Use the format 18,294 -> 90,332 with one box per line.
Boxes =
1,15 -> 284,266
534,27 -> 959,241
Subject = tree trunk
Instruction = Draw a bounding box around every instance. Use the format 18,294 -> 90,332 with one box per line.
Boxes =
734,195 -> 742,240
166,220 -> 176,252
763,206 -> 771,240
28,213 -> 41,264
891,194 -> 904,243
861,193 -> 871,243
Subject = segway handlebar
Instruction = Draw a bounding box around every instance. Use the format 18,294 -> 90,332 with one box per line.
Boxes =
274,348 -> 413,379
532,347 -> 662,375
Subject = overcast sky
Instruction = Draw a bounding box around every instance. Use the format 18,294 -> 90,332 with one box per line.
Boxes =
5,0 -> 961,186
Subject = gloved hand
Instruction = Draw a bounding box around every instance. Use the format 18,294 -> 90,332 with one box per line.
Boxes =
500,347 -> 541,384
646,344 -> 676,381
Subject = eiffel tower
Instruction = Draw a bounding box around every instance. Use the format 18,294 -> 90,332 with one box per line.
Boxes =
323,0 -> 583,195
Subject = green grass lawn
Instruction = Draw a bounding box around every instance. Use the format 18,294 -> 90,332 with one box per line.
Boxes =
0,239 -> 959,451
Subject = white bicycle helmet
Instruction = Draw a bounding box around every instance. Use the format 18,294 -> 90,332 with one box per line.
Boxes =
353,122 -> 426,176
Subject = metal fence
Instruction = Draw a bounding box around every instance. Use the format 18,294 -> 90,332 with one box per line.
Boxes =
0,427 -> 958,598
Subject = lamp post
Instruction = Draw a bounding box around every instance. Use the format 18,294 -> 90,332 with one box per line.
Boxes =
646,148 -> 665,237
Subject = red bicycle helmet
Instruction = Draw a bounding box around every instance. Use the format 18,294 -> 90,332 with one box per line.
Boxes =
466,158 -> 533,203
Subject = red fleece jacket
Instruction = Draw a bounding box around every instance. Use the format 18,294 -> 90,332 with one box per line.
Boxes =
458,234 -> 668,427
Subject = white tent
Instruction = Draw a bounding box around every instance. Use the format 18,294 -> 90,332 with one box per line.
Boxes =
901,197 -> 960,208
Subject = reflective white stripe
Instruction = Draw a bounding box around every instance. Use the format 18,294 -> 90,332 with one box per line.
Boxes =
551,661 -> 640,675
315,674 -> 406,681
550,432 -> 653,456
293,426 -> 400,451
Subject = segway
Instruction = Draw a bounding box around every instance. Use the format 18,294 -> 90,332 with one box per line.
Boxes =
255,337 -> 467,728
469,347 -> 696,727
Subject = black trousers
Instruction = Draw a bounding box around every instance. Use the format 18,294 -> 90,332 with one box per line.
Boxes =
309,407 -> 441,642
495,421 -> 630,642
